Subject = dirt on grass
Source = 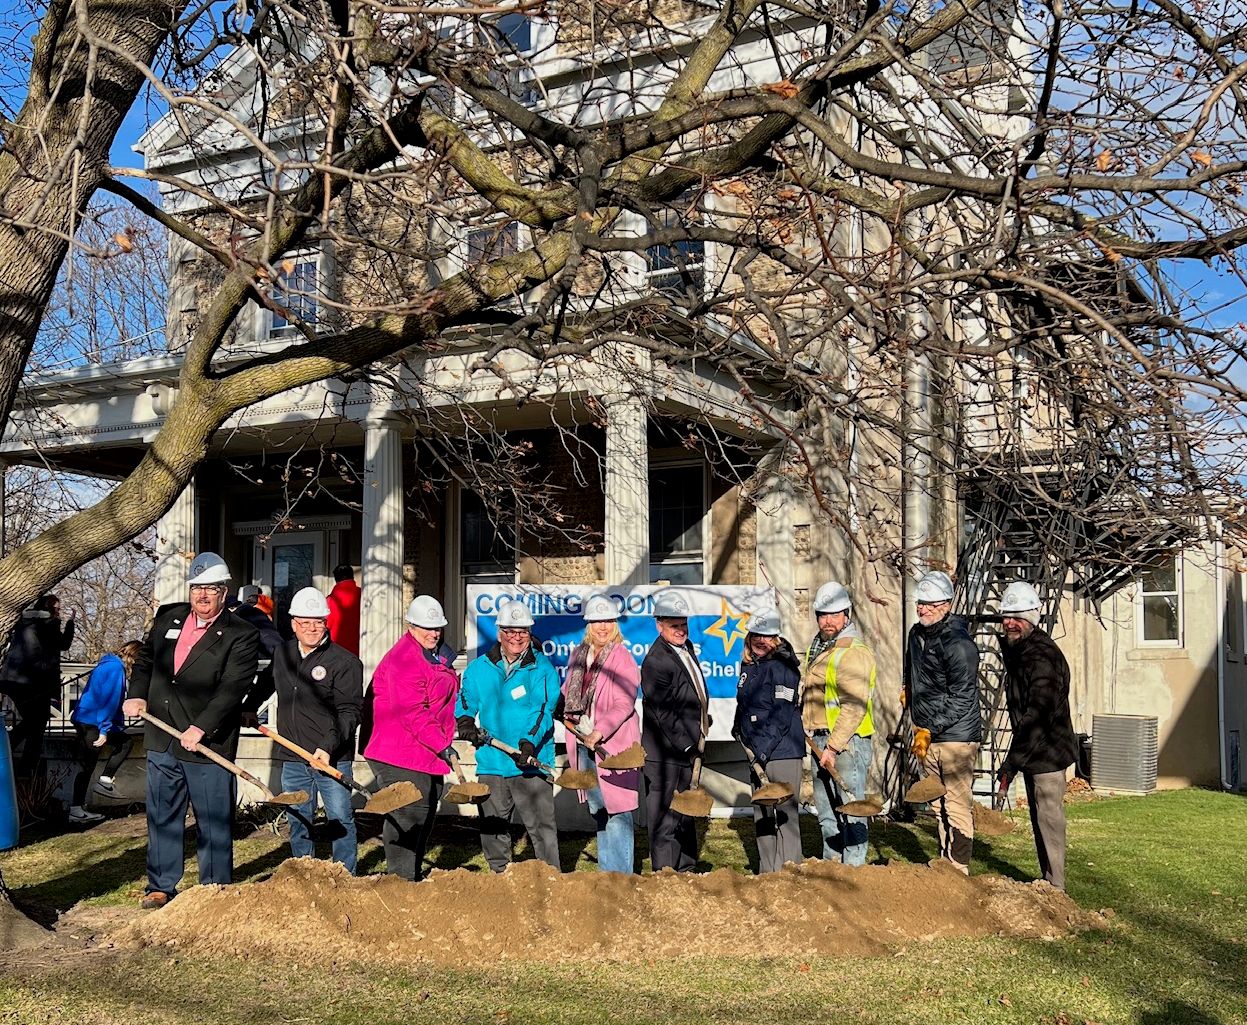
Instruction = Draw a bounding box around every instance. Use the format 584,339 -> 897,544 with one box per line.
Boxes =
116,856 -> 1105,967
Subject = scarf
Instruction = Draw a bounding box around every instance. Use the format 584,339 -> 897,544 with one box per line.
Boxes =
563,641 -> 613,716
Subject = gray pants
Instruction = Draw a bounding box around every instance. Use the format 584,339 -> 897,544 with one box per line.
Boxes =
477,774 -> 561,873
1024,769 -> 1067,890
752,757 -> 803,874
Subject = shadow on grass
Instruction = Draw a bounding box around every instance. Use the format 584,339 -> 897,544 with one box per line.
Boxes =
1138,1000 -> 1224,1025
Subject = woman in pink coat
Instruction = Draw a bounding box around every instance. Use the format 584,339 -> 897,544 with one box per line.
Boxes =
562,594 -> 641,873
363,595 -> 458,881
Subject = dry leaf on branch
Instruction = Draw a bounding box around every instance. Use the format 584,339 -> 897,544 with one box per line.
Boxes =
763,80 -> 800,99
114,232 -> 133,253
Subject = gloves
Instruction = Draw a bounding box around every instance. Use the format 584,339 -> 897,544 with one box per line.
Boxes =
439,745 -> 456,764
997,768 -> 1014,796
511,740 -> 537,769
911,727 -> 931,760
456,716 -> 482,745
553,692 -> 566,722
899,687 -> 907,709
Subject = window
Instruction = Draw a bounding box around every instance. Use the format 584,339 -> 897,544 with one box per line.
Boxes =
269,255 -> 320,337
461,488 -> 515,579
1138,554 -> 1182,645
645,201 -> 705,297
466,220 -> 520,266
649,463 -> 706,584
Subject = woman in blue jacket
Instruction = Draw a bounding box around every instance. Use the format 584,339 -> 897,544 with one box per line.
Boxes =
733,608 -> 805,873
68,640 -> 141,823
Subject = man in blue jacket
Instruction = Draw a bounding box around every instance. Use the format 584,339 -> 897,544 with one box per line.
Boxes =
904,570 -> 981,874
457,601 -> 561,872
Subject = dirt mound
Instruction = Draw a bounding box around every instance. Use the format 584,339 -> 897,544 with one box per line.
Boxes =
0,894 -> 51,951
972,803 -> 1019,836
118,857 -> 1104,966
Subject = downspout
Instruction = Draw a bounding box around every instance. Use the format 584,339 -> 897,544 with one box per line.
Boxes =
1216,518 -> 1228,789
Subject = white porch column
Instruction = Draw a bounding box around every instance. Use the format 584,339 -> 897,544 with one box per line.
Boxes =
604,394 -> 650,586
360,418 -> 405,679
153,481 -> 196,607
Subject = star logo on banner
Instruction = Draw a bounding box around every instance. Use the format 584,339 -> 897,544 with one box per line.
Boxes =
704,598 -> 750,655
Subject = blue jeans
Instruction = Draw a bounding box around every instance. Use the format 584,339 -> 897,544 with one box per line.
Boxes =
811,732 -> 871,866
580,746 -> 635,874
281,758 -> 357,875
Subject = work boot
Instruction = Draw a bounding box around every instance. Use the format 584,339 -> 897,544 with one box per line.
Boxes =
140,891 -> 170,910
67,806 -> 104,824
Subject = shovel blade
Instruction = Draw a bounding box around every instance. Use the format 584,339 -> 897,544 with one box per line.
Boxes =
267,789 -> 310,807
598,742 -> 646,770
751,782 -> 794,806
836,796 -> 884,817
904,776 -> 947,804
443,782 -> 491,805
363,781 -> 423,815
554,768 -> 598,791
670,786 -> 714,818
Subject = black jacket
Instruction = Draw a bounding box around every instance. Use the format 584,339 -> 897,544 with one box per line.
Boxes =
1000,628 -> 1078,775
1,610 -> 74,693
641,639 -> 707,764
905,614 -> 982,744
259,635 -> 363,763
130,603 -> 261,762
732,640 -> 804,763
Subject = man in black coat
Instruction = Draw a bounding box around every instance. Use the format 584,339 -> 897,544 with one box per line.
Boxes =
123,552 -> 260,909
998,581 -> 1078,890
0,593 -> 75,781
641,589 -> 710,872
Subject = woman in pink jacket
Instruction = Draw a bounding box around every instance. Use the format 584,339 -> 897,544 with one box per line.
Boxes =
562,594 -> 642,873
363,595 -> 458,881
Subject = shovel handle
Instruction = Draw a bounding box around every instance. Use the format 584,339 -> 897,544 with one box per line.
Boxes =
448,748 -> 469,786
563,719 -> 606,757
141,711 -> 274,799
257,725 -> 341,779
735,735 -> 773,787
485,735 -> 555,778
803,732 -> 859,801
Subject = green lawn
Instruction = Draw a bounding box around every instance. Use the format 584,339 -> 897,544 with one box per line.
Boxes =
1,789 -> 1245,1025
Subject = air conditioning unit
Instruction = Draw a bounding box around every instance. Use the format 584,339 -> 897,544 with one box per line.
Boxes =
1090,714 -> 1158,793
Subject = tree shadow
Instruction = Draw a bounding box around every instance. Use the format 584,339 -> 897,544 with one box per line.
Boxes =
8,840 -> 150,925
1137,1001 -> 1223,1025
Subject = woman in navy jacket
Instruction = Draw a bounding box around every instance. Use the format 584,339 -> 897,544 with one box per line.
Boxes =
733,607 -> 805,873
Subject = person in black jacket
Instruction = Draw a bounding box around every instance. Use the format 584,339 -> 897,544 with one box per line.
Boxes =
123,552 -> 260,909
732,607 -> 804,873
0,593 -> 75,781
997,581 -> 1077,890
904,570 -> 981,874
641,589 -> 709,872
251,586 -> 363,873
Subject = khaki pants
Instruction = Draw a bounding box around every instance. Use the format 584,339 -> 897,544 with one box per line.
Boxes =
923,741 -> 978,874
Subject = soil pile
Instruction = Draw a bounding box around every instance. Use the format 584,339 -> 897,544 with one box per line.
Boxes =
120,858 -> 1104,966
0,893 -> 50,951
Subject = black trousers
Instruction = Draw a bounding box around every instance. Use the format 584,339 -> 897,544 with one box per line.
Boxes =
643,758 -> 698,872
367,759 -> 442,882
1,686 -> 52,780
72,724 -> 134,806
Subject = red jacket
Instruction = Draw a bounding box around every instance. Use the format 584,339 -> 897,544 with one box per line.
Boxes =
326,579 -> 361,655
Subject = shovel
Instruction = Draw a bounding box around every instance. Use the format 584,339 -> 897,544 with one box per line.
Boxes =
564,719 -> 646,771
734,734 -> 793,807
256,724 -> 422,815
804,733 -> 884,817
141,711 -> 308,807
670,735 -> 714,817
904,775 -> 948,804
443,748 -> 491,804
483,733 -> 598,791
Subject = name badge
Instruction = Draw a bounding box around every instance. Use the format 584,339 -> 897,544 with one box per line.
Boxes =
165,629 -> 181,639
774,686 -> 795,701
510,684 -> 526,700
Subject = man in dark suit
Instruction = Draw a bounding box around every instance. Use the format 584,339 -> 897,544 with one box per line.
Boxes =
641,589 -> 709,872
123,552 -> 260,909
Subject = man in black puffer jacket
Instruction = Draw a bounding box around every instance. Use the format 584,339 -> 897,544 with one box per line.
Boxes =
997,581 -> 1077,890
904,570 -> 981,874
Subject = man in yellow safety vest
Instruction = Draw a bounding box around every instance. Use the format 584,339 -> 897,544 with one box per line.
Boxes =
801,581 -> 876,865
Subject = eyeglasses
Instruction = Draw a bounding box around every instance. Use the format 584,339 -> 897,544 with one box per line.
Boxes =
499,628 -> 530,636
915,600 -> 949,610
189,584 -> 226,594
291,618 -> 326,627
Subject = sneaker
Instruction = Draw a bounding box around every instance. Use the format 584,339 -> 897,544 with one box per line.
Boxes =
68,806 -> 104,824
94,776 -> 116,796
140,891 -> 170,910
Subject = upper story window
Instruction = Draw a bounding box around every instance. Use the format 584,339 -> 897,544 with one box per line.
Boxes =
1138,553 -> 1183,646
645,199 -> 705,297
268,252 -> 322,338
467,219 -> 520,266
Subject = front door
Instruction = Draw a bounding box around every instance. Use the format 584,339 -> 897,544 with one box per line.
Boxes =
254,532 -> 325,634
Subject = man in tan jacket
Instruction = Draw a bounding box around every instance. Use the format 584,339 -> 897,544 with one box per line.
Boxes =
801,581 -> 877,865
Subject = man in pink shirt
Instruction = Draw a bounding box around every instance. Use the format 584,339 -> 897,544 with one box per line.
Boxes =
124,552 -> 260,909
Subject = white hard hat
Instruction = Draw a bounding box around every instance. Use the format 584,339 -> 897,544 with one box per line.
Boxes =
653,590 -> 691,618
813,581 -> 851,614
746,607 -> 782,636
238,584 -> 261,604
914,570 -> 954,603
583,594 -> 619,622
288,586 -> 330,619
406,595 -> 448,628
496,601 -> 535,629
999,581 -> 1041,615
187,552 -> 231,585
